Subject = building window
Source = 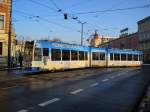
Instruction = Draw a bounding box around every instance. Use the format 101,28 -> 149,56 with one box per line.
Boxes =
0,15 -> 4,30
51,49 -> 61,61
62,50 -> 70,61
34,48 -> 42,61
0,42 -> 2,55
43,48 -> 49,56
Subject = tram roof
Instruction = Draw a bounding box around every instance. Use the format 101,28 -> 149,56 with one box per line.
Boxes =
108,48 -> 143,54
34,40 -> 143,54
35,40 -> 90,51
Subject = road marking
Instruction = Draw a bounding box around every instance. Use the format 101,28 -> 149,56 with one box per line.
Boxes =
17,109 -> 28,112
70,89 -> 84,94
38,98 -> 60,107
90,83 -> 99,87
2,85 -> 17,90
118,74 -> 121,76
102,79 -> 109,82
110,76 -> 115,79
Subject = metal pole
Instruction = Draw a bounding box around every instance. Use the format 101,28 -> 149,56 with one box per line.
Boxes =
81,23 -> 83,45
8,0 -> 12,68
80,22 -> 86,45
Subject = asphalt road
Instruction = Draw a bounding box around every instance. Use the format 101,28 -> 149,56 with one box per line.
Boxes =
0,66 -> 150,112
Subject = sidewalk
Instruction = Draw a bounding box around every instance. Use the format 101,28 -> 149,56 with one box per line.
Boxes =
0,68 -> 39,82
0,66 -> 24,71
136,84 -> 150,112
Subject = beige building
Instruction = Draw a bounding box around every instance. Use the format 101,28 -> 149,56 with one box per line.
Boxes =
138,16 -> 150,63
0,0 -> 16,67
90,31 -> 117,47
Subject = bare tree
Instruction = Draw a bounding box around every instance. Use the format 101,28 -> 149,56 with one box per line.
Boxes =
51,37 -> 63,42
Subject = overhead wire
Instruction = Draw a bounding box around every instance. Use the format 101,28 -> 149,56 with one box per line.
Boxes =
49,0 -> 60,10
4,0 -> 146,39
66,0 -> 92,10
48,0 -> 84,23
47,0 -> 117,36
84,0 -> 131,34
73,4 -> 150,15
27,0 -> 57,12
13,10 -> 80,33
10,1 -> 88,36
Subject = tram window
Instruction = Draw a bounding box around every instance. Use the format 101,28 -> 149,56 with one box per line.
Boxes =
133,55 -> 138,61
128,54 -> 132,61
51,49 -> 61,61
43,48 -> 49,56
62,50 -> 70,61
84,52 -> 88,60
79,51 -> 84,60
92,52 -> 99,60
121,54 -> 126,61
100,52 -> 105,60
114,54 -> 120,61
34,48 -> 42,61
71,50 -> 78,60
139,54 -> 143,61
110,53 -> 113,60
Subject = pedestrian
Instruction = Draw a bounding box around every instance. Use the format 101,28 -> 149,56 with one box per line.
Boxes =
10,56 -> 14,68
13,56 -> 16,67
19,53 -> 23,67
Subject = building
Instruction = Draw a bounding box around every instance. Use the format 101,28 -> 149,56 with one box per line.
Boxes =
100,33 -> 139,50
138,16 -> 150,63
15,40 -> 34,67
89,31 -> 116,47
0,0 -> 16,67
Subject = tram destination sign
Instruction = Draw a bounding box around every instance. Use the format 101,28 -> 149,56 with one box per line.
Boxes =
51,42 -> 82,49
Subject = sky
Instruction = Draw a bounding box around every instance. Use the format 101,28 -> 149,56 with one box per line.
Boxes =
12,0 -> 150,44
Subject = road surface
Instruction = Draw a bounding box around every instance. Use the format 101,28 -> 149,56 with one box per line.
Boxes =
0,67 -> 150,112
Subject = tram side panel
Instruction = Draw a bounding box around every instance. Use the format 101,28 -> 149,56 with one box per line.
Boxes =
90,48 -> 107,67
107,50 -> 143,67
47,49 -> 90,70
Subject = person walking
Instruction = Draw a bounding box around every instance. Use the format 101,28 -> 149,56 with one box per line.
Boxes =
19,53 -> 23,67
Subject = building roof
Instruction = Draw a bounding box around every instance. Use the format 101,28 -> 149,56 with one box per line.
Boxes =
138,16 -> 150,24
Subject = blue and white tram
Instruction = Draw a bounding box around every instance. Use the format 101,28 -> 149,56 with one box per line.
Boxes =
31,40 -> 143,71
32,40 -> 90,70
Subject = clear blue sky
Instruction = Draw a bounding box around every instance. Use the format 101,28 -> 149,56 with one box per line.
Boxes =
12,0 -> 150,44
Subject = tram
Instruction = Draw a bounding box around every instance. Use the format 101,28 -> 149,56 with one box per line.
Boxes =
31,40 -> 143,71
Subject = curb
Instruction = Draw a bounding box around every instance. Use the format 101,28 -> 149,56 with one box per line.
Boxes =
135,83 -> 150,112
0,67 -> 25,71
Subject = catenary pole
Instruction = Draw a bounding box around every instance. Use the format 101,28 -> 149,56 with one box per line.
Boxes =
79,22 -> 86,45
8,0 -> 12,68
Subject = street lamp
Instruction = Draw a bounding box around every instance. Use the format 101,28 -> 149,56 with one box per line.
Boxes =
78,21 -> 86,45
8,0 -> 13,68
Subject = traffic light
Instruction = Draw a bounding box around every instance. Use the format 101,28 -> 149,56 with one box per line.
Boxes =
64,13 -> 68,20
